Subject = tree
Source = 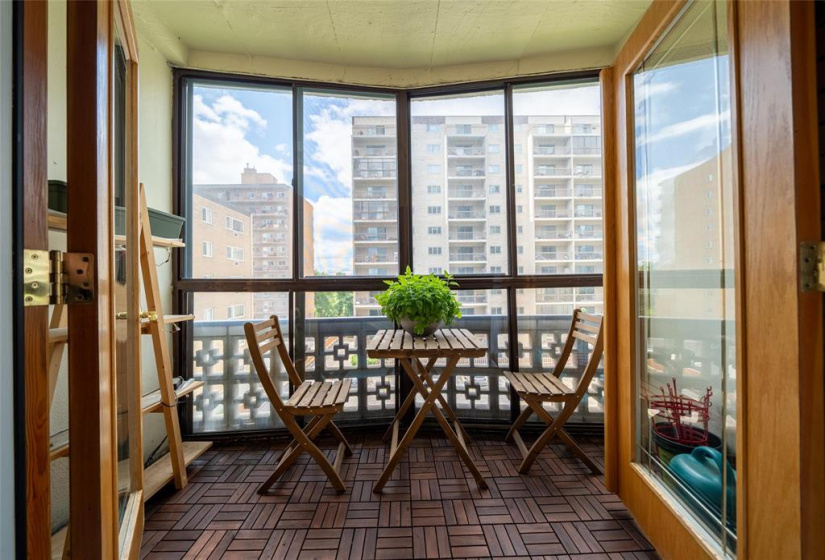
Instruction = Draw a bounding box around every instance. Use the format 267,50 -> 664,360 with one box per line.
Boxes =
314,291 -> 354,318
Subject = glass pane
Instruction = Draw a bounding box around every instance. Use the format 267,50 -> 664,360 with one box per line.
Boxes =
512,80 -> 603,276
516,289 -> 605,424
633,0 -> 736,554
410,91 -> 507,276
411,290 -> 511,423
192,292 -> 290,433
188,82 -> 296,279
302,90 -> 398,277
297,293 -> 395,424
112,28 -> 136,529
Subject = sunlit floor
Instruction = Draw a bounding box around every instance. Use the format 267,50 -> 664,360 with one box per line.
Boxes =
141,430 -> 658,559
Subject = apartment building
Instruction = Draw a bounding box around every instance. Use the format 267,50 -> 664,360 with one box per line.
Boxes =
194,166 -> 315,319
352,115 -> 604,317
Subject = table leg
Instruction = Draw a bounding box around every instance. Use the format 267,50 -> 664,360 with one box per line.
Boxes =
373,357 -> 455,493
407,358 -> 487,489
412,357 -> 473,445
382,356 -> 438,441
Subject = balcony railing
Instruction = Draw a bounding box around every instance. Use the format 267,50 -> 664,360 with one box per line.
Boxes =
455,293 -> 488,304
448,189 -> 485,199
536,209 -> 572,218
451,169 -> 485,177
353,170 -> 397,179
535,188 -> 572,198
536,291 -> 574,303
354,233 -> 397,242
534,146 -> 570,155
535,168 -> 571,177
353,191 -> 396,200
354,252 -> 398,263
572,147 -> 601,155
449,231 -> 485,240
354,212 -> 396,221
353,149 -> 397,157
575,188 -> 603,197
576,252 -> 603,260
449,252 -> 487,262
575,209 -> 603,218
448,210 -> 486,219
535,230 -> 572,240
536,252 -> 571,261
576,230 -> 603,239
190,315 -> 613,433
448,147 -> 485,156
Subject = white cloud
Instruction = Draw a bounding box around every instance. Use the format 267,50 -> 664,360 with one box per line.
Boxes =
304,97 -> 395,189
192,94 -> 292,185
311,195 -> 353,275
645,112 -> 728,144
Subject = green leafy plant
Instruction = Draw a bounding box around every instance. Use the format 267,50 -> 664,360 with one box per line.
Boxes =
375,267 -> 462,335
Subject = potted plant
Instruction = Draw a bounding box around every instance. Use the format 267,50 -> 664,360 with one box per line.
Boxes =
375,267 -> 462,336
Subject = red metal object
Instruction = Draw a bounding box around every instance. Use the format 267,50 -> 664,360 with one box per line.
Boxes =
649,378 -> 713,446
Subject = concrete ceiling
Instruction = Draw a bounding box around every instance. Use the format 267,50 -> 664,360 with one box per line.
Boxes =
134,0 -> 650,71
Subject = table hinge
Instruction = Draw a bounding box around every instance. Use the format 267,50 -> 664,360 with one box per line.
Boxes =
23,249 -> 95,306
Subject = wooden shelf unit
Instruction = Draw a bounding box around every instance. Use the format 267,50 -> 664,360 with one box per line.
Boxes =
144,441 -> 213,500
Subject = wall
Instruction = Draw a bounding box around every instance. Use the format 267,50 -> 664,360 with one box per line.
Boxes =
44,4 -> 179,531
0,0 -> 16,556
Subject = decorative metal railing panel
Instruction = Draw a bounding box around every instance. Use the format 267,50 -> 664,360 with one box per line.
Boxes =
190,315 -> 607,434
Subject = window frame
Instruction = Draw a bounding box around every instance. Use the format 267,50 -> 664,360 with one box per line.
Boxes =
173,68 -> 605,437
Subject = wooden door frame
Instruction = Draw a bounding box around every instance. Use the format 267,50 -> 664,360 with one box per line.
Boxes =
12,0 -> 50,558
606,0 -> 825,558
67,1 -> 118,557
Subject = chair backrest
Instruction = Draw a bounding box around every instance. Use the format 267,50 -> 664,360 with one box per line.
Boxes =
550,309 -> 604,398
244,315 -> 303,414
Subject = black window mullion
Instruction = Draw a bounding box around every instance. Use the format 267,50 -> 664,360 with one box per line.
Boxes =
504,83 -> 521,422
293,85 -> 303,280
397,90 -> 412,273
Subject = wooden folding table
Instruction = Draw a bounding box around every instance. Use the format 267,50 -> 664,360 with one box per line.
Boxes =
367,328 -> 489,492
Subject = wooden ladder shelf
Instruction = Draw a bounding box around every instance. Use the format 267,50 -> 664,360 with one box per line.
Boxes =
137,184 -> 212,499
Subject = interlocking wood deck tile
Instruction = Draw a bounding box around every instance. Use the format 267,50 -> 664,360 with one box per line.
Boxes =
142,432 -> 658,559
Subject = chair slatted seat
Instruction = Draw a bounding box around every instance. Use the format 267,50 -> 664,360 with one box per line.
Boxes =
244,316 -> 353,493
504,309 -> 604,475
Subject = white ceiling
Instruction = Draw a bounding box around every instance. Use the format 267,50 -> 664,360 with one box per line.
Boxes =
134,0 -> 650,71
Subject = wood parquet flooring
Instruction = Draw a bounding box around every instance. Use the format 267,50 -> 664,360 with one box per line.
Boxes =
142,432 -> 658,559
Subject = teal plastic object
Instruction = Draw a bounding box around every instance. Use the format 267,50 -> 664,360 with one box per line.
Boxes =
669,446 -> 736,525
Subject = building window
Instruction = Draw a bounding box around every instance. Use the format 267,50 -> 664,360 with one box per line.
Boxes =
202,308 -> 214,321
201,207 -> 212,224
488,124 -> 500,132
426,124 -> 440,133
489,205 -> 501,214
517,205 -> 523,214
428,247 -> 442,255
227,304 -> 246,319
427,143 -> 440,154
490,226 -> 501,234
516,184 -> 523,193
490,246 -> 501,254
225,216 -> 244,234
427,206 -> 442,215
428,226 -> 442,235
489,184 -> 501,194
428,267 -> 442,274
488,164 -> 500,174
490,289 -> 502,295
226,246 -> 245,262
515,164 -> 523,174
514,144 -> 522,154
491,266 -> 502,273
427,184 -> 441,194
427,164 -> 441,174
202,241 -> 213,257
517,246 -> 524,254
491,307 -> 503,315
488,144 -> 500,154
455,124 -> 471,134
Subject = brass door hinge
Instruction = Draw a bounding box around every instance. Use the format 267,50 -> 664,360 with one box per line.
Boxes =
800,242 -> 825,292
23,249 -> 95,306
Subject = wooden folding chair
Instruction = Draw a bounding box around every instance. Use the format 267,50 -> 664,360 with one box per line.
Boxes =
244,316 -> 353,493
504,309 -> 604,475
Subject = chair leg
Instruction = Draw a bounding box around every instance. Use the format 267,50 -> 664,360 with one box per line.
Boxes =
531,402 -> 601,475
259,414 -> 328,494
326,420 -> 354,457
298,413 -> 347,492
506,406 -> 534,442
518,400 -> 577,474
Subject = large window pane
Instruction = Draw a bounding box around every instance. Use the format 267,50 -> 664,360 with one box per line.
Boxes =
188,82 -> 296,280
633,0 -> 736,554
302,90 -> 398,278
410,91 -> 507,280
192,292 -> 290,433
512,80 -> 603,277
